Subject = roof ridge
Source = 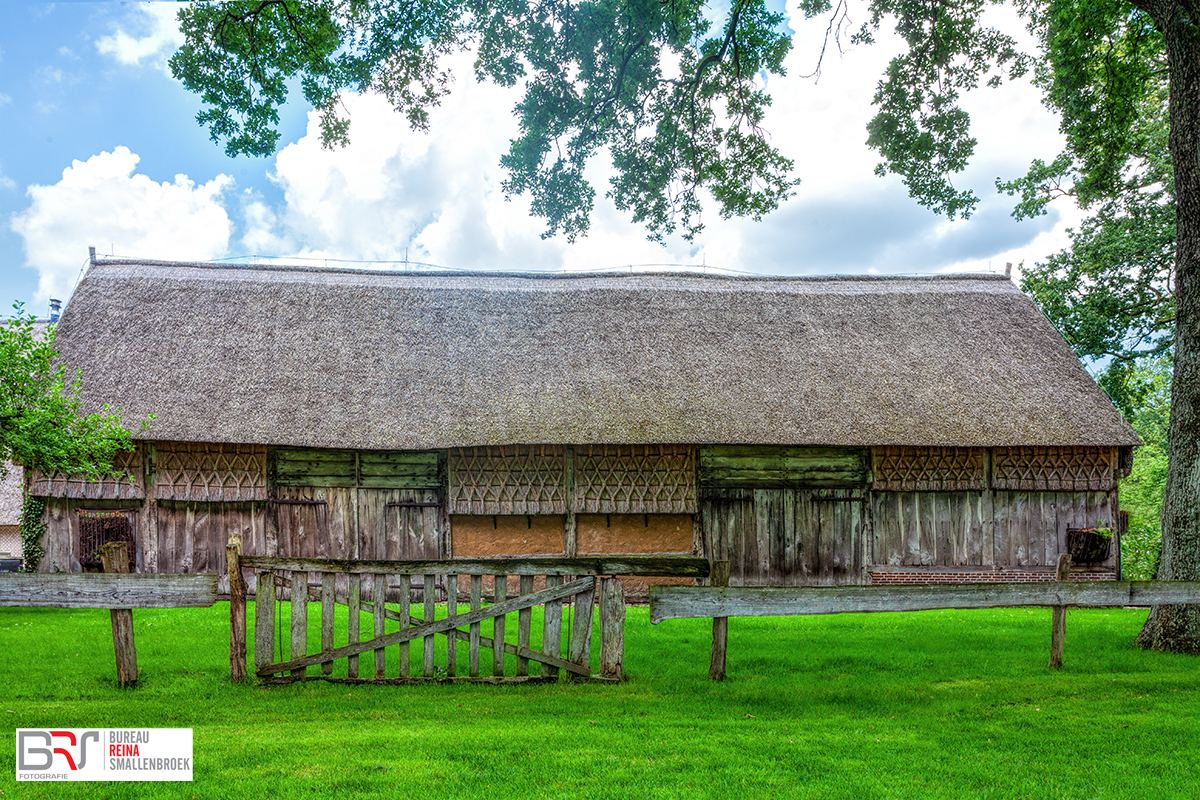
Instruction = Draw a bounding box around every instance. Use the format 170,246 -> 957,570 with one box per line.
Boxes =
90,256 -> 1012,284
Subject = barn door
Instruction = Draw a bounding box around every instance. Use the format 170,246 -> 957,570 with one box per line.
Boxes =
357,488 -> 444,560
700,488 -> 863,586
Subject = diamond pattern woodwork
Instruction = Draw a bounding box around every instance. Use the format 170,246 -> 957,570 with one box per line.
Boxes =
992,447 -> 1113,491
28,446 -> 145,500
871,447 -> 985,492
156,443 -> 267,501
449,445 -> 567,515
574,444 -> 696,514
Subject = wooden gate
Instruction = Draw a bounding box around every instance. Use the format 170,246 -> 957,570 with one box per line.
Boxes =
234,555 -> 708,684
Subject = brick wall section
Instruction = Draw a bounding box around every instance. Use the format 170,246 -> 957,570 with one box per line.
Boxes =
869,569 -> 1118,585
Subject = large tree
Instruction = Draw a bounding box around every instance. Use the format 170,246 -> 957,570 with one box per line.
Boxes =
171,0 -> 1200,650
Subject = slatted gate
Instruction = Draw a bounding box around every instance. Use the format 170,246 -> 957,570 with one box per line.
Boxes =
235,556 -> 709,684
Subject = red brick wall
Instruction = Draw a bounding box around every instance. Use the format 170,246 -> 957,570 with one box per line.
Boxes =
868,568 -> 1117,585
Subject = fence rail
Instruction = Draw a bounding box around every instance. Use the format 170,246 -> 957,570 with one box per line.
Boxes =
649,580 -> 1200,623
0,572 -> 218,609
653,559 -> 1200,680
239,555 -> 709,578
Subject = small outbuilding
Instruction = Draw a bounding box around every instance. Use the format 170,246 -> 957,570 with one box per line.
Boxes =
27,256 -> 1139,589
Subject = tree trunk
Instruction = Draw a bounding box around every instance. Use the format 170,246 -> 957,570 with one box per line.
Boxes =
1137,0 -> 1200,653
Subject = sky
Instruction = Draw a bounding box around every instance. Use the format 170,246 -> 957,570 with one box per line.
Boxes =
0,1 -> 1084,318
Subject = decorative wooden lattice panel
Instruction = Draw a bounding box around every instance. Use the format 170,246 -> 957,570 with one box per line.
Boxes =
156,443 -> 267,501
574,445 -> 696,514
449,445 -> 567,515
27,446 -> 144,500
992,447 -> 1113,491
871,447 -> 985,491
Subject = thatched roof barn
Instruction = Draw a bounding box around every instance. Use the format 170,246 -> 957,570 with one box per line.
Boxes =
53,258 -> 1137,451
30,256 -> 1138,587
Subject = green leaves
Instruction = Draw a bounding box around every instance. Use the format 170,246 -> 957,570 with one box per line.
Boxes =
857,0 -> 1030,218
0,304 -> 146,481
170,0 -> 798,240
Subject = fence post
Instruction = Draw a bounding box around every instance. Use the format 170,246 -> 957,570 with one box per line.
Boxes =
1049,553 -> 1072,669
98,541 -> 138,688
599,577 -> 625,680
227,535 -> 247,682
709,560 -> 730,681
254,571 -> 276,680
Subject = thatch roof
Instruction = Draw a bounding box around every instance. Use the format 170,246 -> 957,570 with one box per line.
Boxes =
52,258 -> 1139,450
0,463 -> 24,525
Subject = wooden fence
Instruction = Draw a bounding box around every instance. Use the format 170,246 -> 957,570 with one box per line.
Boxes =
233,552 -> 709,684
651,558 -> 1200,679
0,541 -> 218,687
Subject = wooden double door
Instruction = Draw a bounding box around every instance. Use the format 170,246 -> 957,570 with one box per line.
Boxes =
700,488 -> 864,585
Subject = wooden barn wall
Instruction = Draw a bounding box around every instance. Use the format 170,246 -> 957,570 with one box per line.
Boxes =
28,446 -> 145,500
573,445 -> 696,514
155,443 -> 267,501
700,488 -> 864,586
991,490 -> 1115,568
155,501 -> 265,574
870,492 -> 988,567
699,446 -> 868,488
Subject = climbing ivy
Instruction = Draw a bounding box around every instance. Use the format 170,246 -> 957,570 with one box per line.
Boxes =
19,493 -> 45,573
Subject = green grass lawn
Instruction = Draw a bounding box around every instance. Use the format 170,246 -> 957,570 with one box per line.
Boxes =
1,602 -> 1198,799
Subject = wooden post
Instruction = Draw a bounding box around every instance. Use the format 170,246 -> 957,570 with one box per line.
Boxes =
709,560 -> 730,682
321,572 -> 335,677
1049,553 -> 1072,669
543,575 -> 563,679
599,577 -> 625,680
493,574 -> 507,676
291,570 -> 308,680
347,573 -> 361,679
568,580 -> 596,680
226,535 -> 247,682
254,571 -> 276,678
516,575 -> 533,677
98,541 -> 138,687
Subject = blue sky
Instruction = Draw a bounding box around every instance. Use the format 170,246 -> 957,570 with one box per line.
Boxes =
1,2 -> 1079,317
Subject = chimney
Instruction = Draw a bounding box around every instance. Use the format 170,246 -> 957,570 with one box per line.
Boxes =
49,298 -> 62,323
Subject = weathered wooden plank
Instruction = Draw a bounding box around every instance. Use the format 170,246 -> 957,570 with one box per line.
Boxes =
321,572 -> 335,677
347,573 -> 361,679
649,581 -> 1200,622
698,447 -> 869,488
599,577 -> 625,679
516,574 -> 533,676
260,577 -> 595,675
469,574 -> 481,678
0,572 -> 219,609
423,574 -> 436,677
228,537 -> 247,682
240,555 -> 710,577
543,575 -> 562,679
709,560 -> 730,682
262,673 -> 599,686
99,542 -> 138,688
569,580 -> 595,677
493,574 -> 507,676
373,574 -> 386,679
254,571 -> 275,675
397,575 -> 410,678
1049,554 -> 1071,669
446,574 -> 457,677
290,570 -> 308,679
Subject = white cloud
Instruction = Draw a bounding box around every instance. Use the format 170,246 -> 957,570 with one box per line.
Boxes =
95,3 -> 184,72
236,6 -> 1080,277
11,147 -> 232,303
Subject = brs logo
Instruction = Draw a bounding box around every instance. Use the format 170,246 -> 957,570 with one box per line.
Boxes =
18,730 -> 101,771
